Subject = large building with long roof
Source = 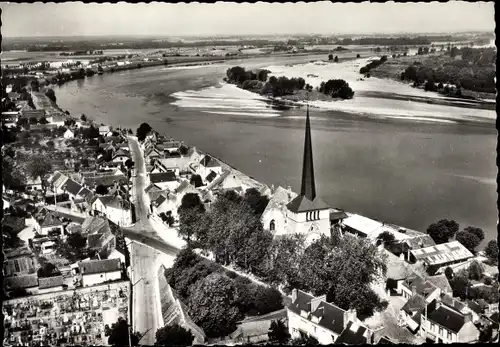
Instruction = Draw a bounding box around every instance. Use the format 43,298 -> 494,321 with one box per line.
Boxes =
409,241 -> 474,271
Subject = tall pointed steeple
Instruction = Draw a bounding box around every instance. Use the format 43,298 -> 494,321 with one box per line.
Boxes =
300,104 -> 316,201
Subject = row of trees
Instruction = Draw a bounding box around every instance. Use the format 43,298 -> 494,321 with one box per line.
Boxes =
425,219 -> 492,255
359,55 -> 388,74
328,54 -> 339,62
165,247 -> 283,338
401,48 -> 496,94
261,75 -> 306,97
337,36 -> 432,46
318,79 -> 355,99
417,46 -> 437,55
226,66 -> 308,97
226,65 -> 355,100
226,66 -> 270,84
177,189 -> 388,321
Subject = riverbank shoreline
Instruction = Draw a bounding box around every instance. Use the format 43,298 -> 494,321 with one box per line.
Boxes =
48,75 -> 495,250
218,55 -> 496,115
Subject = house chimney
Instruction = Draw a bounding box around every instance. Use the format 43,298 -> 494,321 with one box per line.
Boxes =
344,308 -> 357,328
311,295 -> 326,312
411,285 -> 417,296
464,312 -> 473,323
292,289 -> 298,303
435,300 -> 441,310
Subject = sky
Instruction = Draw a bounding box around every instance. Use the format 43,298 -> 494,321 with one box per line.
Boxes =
1,1 -> 495,38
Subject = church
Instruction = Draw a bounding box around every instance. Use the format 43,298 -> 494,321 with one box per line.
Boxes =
262,105 -> 333,244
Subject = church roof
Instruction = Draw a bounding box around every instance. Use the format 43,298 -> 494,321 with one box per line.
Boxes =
286,105 -> 330,214
287,194 -> 330,213
300,105 -> 316,201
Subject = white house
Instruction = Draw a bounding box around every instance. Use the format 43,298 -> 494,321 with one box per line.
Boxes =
420,299 -> 480,343
91,194 -> 133,227
287,289 -> 372,345
149,172 -> 180,191
35,213 -> 65,237
47,171 -> 69,195
206,171 -> 242,191
25,176 -> 43,192
48,115 -> 66,127
197,155 -> 223,179
398,273 -> 443,301
157,140 -> 182,154
152,192 -> 178,218
78,258 -> 122,287
99,125 -> 112,136
63,129 -> 75,139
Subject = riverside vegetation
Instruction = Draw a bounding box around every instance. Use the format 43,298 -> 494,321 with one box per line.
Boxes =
369,46 -> 496,100
224,65 -> 355,101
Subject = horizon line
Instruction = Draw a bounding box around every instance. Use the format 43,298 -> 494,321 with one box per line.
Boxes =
2,29 -> 494,40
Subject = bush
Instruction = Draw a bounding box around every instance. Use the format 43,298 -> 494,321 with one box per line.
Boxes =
377,231 -> 396,247
484,277 -> 492,285
468,260 -> 484,281
37,262 -> 59,278
359,56 -> 387,74
424,80 -> 437,92
268,319 -> 290,344
155,324 -> 194,346
319,79 -> 354,99
484,240 -> 498,264
456,230 -> 481,253
253,286 -> 283,315
226,270 -> 238,279
241,80 -> 263,91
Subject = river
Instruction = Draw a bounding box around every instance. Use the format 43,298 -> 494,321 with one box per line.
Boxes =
53,54 -> 497,245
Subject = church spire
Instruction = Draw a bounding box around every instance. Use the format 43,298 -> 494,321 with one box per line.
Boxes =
300,103 -> 316,201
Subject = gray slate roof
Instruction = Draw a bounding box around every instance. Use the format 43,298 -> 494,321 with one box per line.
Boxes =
79,258 -> 122,275
38,275 -> 64,289
5,274 -> 39,289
